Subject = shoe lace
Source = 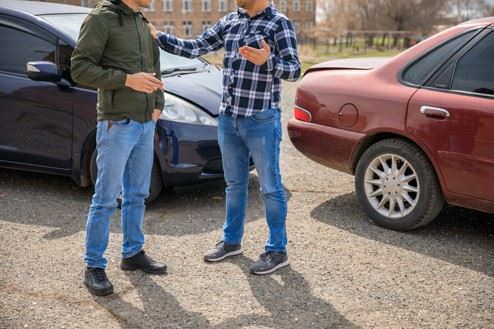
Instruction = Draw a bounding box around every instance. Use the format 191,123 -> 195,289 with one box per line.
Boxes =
259,252 -> 274,263
215,241 -> 226,249
141,251 -> 155,264
93,268 -> 107,282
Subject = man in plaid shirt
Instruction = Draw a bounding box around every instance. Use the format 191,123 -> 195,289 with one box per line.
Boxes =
149,0 -> 300,274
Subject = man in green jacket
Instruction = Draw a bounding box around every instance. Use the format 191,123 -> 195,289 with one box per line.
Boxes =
71,0 -> 166,296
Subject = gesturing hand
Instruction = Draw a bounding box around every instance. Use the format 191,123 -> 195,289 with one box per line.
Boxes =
239,40 -> 271,65
125,72 -> 163,94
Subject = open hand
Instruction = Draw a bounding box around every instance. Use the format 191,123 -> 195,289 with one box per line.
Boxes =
239,40 -> 271,65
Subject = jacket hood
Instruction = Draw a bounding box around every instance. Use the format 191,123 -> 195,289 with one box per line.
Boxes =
96,0 -> 149,25
99,0 -> 136,16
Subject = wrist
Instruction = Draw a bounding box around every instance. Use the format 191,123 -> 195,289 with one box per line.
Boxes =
124,73 -> 132,87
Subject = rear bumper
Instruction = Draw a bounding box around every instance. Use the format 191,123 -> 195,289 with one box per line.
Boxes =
287,119 -> 366,174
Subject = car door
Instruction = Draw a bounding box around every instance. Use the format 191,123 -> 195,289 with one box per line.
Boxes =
406,28 -> 494,202
0,15 -> 73,170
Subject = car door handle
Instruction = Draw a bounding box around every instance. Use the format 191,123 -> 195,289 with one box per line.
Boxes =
420,105 -> 450,119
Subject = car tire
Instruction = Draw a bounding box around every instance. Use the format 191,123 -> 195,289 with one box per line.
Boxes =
89,149 -> 163,205
355,139 -> 444,231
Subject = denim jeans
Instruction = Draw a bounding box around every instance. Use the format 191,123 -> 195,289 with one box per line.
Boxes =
85,119 -> 155,268
218,108 -> 288,252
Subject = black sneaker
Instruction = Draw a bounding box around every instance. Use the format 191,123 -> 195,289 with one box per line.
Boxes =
121,250 -> 167,274
204,241 -> 242,262
84,267 -> 114,296
249,251 -> 289,275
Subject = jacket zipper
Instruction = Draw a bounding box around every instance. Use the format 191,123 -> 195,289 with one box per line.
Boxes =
133,15 -> 149,121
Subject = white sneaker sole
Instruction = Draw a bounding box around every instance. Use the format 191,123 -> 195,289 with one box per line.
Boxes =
250,259 -> 290,275
204,249 -> 243,262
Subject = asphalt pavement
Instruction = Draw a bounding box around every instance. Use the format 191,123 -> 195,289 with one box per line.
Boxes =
0,82 -> 493,329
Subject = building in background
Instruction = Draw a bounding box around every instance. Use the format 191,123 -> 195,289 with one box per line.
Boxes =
35,0 -> 316,40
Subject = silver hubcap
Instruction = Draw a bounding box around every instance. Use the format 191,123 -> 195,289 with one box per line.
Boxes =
364,154 -> 420,219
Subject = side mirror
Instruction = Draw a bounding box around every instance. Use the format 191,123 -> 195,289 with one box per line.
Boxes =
26,61 -> 61,82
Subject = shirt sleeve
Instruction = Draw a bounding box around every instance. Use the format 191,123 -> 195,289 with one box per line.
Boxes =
70,13 -> 127,89
264,18 -> 301,81
156,16 -> 225,58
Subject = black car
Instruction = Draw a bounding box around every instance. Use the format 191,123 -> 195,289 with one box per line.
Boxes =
0,0 -> 227,202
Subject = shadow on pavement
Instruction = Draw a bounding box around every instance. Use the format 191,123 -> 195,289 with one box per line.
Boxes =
93,257 -> 358,329
310,192 -> 494,277
0,168 -> 291,239
93,272 -> 212,329
214,255 -> 360,329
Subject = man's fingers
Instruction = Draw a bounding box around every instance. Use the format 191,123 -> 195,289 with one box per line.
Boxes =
239,51 -> 253,59
240,46 -> 261,55
261,40 -> 270,51
142,74 -> 162,85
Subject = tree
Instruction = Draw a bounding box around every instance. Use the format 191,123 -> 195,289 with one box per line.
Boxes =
447,0 -> 493,23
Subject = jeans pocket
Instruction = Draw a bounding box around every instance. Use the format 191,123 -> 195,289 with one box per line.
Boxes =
251,109 -> 277,123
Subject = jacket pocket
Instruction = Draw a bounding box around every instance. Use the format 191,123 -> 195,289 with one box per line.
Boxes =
97,89 -> 114,113
110,90 -> 115,110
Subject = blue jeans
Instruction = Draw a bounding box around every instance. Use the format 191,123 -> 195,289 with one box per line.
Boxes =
218,108 -> 288,252
85,119 -> 155,268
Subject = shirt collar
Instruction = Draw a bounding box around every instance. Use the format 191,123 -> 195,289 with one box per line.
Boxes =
237,4 -> 274,19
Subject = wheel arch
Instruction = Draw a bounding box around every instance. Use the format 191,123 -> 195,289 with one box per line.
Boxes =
79,129 -> 97,187
351,132 -> 446,195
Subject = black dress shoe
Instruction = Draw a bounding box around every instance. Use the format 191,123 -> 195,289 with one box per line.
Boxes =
84,267 -> 114,296
121,250 -> 167,274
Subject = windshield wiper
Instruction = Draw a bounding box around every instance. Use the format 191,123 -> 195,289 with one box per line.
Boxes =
161,63 -> 209,76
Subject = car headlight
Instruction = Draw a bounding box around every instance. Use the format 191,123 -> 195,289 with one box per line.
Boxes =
160,93 -> 217,126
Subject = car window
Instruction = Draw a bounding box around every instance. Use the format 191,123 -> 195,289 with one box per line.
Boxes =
39,13 -> 88,40
0,25 -> 56,75
402,30 -> 477,86
40,13 -> 206,74
451,31 -> 494,96
159,51 -> 206,72
59,40 -> 74,82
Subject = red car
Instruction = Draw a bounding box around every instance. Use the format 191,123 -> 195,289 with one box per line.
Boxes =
288,18 -> 494,231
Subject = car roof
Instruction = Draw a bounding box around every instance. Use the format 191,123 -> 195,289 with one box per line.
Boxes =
0,0 -> 91,15
460,16 -> 494,26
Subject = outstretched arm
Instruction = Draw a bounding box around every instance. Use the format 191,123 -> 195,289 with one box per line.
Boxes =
149,19 -> 225,59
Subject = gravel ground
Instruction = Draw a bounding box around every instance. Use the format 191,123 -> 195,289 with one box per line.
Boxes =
0,82 -> 493,329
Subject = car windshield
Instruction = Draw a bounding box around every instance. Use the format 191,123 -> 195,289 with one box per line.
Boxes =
38,13 -> 205,73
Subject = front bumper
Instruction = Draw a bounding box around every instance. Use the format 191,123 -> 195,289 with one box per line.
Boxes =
154,120 -> 223,187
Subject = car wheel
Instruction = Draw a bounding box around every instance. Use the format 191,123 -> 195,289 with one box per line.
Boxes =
90,149 -> 163,205
147,158 -> 163,204
355,139 -> 444,231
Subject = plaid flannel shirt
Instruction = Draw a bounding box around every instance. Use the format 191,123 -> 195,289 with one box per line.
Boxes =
156,5 -> 301,117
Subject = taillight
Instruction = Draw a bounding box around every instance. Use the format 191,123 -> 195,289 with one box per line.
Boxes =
293,106 -> 312,122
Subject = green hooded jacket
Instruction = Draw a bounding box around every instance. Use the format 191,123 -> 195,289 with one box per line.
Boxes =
71,0 -> 164,122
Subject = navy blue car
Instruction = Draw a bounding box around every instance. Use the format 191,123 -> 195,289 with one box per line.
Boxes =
0,0 -> 227,202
